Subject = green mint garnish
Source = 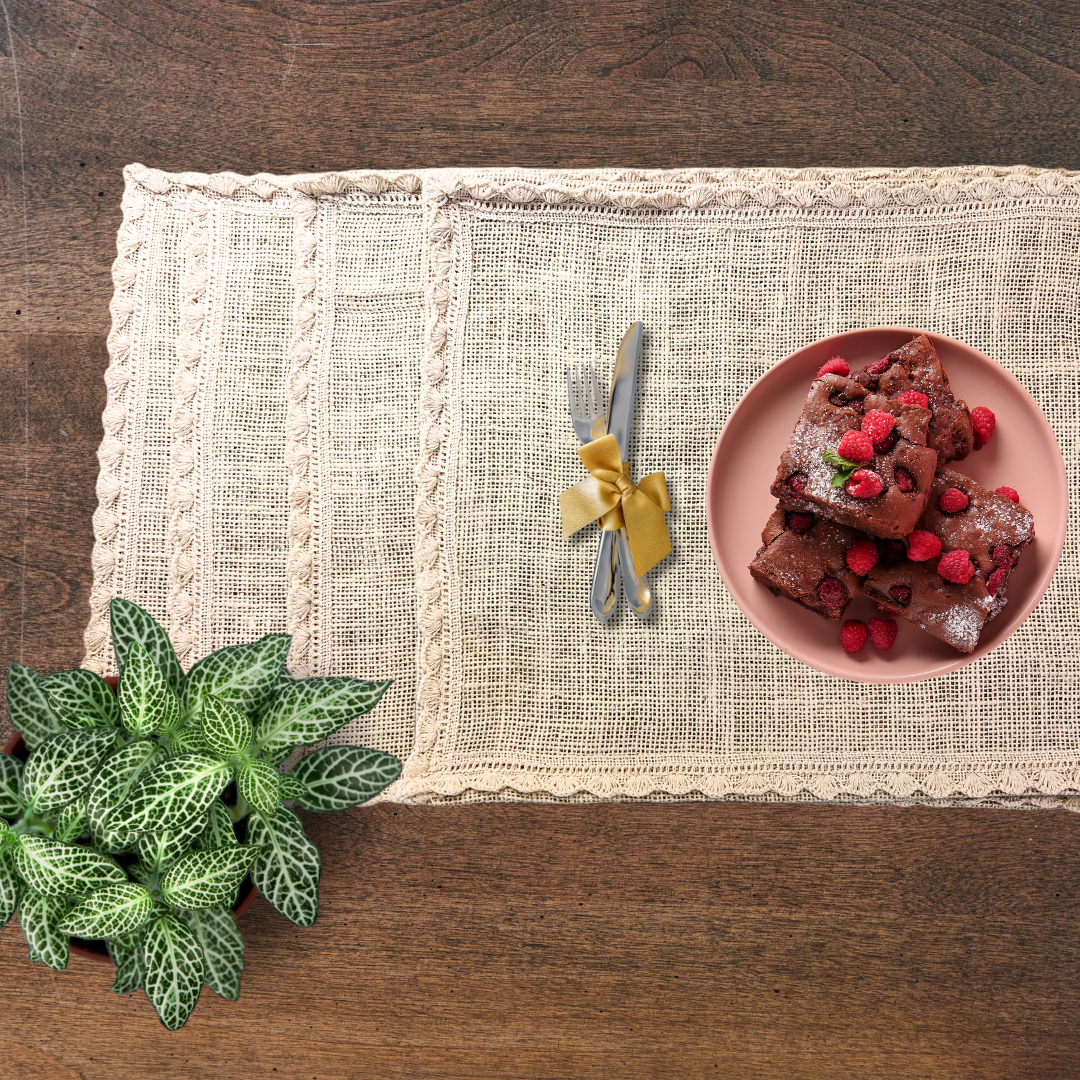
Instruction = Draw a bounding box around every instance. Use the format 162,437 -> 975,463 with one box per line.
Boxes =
822,447 -> 861,488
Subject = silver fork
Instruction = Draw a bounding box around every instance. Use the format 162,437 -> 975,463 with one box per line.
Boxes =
567,363 -> 620,621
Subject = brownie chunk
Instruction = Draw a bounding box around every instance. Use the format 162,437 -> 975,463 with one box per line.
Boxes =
749,505 -> 871,620
770,373 -> 938,539
861,470 -> 1035,653
853,334 -> 973,464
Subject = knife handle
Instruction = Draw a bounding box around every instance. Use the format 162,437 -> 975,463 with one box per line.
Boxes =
589,528 -> 620,622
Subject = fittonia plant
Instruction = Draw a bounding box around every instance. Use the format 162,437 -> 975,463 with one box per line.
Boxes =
0,598 -> 400,1029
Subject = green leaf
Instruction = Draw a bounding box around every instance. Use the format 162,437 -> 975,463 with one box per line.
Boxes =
6,664 -> 64,750
278,774 -> 307,802
247,807 -> 321,926
119,640 -> 181,737
86,739 -> 166,845
107,932 -> 145,993
127,862 -> 155,888
19,889 -> 71,970
60,882 -> 154,939
54,796 -> 89,842
22,728 -> 118,813
193,800 -> 238,851
180,635 -> 292,722
179,905 -> 245,1001
141,913 -> 204,1030
254,678 -> 391,758
160,845 -> 260,911
109,753 -> 231,841
822,447 -> 861,472
41,669 -> 120,730
15,836 -> 126,898
110,598 -> 183,693
0,753 -> 25,819
831,470 -> 853,488
0,847 -> 18,926
170,723 -> 209,755
137,809 -> 212,874
237,760 -> 279,816
289,747 -> 402,812
200,695 -> 254,759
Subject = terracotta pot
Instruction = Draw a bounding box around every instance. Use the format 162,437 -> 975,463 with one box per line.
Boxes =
3,676 -> 257,965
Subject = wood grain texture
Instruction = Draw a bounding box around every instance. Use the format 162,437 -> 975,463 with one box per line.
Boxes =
1,3 -> 1079,1077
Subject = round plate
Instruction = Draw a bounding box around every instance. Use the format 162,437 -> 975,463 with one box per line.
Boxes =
706,327 -> 1068,683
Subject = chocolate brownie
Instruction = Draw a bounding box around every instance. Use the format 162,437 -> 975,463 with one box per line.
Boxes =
853,334 -> 973,464
861,470 -> 1035,653
770,373 -> 938,539
749,505 -> 870,620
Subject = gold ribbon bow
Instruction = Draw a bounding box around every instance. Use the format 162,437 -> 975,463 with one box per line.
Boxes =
559,434 -> 672,577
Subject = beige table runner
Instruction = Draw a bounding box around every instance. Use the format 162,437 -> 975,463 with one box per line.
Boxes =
87,165 -> 1080,807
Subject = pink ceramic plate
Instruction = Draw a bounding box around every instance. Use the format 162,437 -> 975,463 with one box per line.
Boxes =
706,328 -> 1068,683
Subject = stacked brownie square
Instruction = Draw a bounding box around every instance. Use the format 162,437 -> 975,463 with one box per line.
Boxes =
749,334 -> 1035,653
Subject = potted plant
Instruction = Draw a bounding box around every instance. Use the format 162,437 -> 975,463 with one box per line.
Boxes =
2,598 -> 401,1029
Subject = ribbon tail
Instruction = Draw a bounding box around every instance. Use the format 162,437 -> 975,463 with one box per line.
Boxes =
559,475 -> 620,539
637,471 -> 672,513
622,488 -> 672,577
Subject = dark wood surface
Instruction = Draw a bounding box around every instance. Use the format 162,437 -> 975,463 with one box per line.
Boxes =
2,3 -> 1079,1076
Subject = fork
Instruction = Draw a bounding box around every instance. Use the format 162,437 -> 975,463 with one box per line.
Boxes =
567,363 -> 620,621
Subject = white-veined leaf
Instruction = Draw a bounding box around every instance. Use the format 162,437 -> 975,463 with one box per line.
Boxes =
179,904 -> 244,1000
193,800 -> 238,851
253,678 -> 391,757
0,847 -> 18,926
237,760 -> 279,815
119,640 -> 180,737
109,753 -> 231,841
60,882 -> 154,939
54,796 -> 89,842
289,746 -> 402,812
19,888 -> 71,970
142,913 -> 204,1030
246,807 -> 320,926
6,664 -> 65,750
136,810 -> 211,874
110,598 -> 183,693
0,753 -> 24,818
171,723 -> 209,754
159,845 -> 260,911
107,931 -> 145,993
180,635 -> 292,722
200,694 -> 254,759
22,728 -> 118,812
277,774 -> 306,802
41,669 -> 120,730
86,738 -> 166,845
15,836 -> 126,898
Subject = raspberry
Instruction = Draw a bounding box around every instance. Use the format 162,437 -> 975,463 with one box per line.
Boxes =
987,568 -> 1008,595
787,512 -> 815,535
938,549 -> 976,584
877,602 -> 900,616
971,406 -> 996,450
845,538 -> 879,576
828,391 -> 863,414
938,487 -> 969,514
865,357 -> 891,375
861,409 -> 896,446
893,466 -> 915,493
868,617 -> 898,651
995,485 -> 1019,504
888,584 -> 912,607
992,544 -> 1013,569
906,529 -> 942,562
873,430 -> 899,454
787,473 -> 807,498
846,469 -> 884,499
837,430 -> 874,464
818,576 -> 848,608
840,620 -> 869,653
817,356 -> 850,378
896,390 -> 929,409
881,540 -> 907,568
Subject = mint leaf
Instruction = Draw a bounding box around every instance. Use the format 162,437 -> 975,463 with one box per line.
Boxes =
822,447 -> 860,472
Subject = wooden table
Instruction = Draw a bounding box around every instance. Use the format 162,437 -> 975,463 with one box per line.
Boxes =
2,3 -> 1079,1076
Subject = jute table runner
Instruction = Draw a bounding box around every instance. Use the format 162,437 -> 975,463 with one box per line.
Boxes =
86,165 -> 1080,807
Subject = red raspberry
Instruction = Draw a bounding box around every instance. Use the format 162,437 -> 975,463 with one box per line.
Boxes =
877,602 -> 900,616
938,549 -> 976,584
868,617 -> 898,651
893,466 -> 915,493
788,473 -> 807,498
987,568 -> 1008,595
837,429 -> 874,464
938,487 -> 969,514
995,485 -> 1019,504
845,538 -> 879,575
896,390 -> 929,409
888,584 -> 912,607
861,409 -> 896,446
840,620 -> 869,653
906,529 -> 942,562
787,512 -> 815,535
865,357 -> 891,375
971,406 -> 996,450
846,469 -> 884,499
881,540 -> 907,568
992,544 -> 1013,569
828,391 -> 863,414
816,356 -> 850,378
818,576 -> 848,608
